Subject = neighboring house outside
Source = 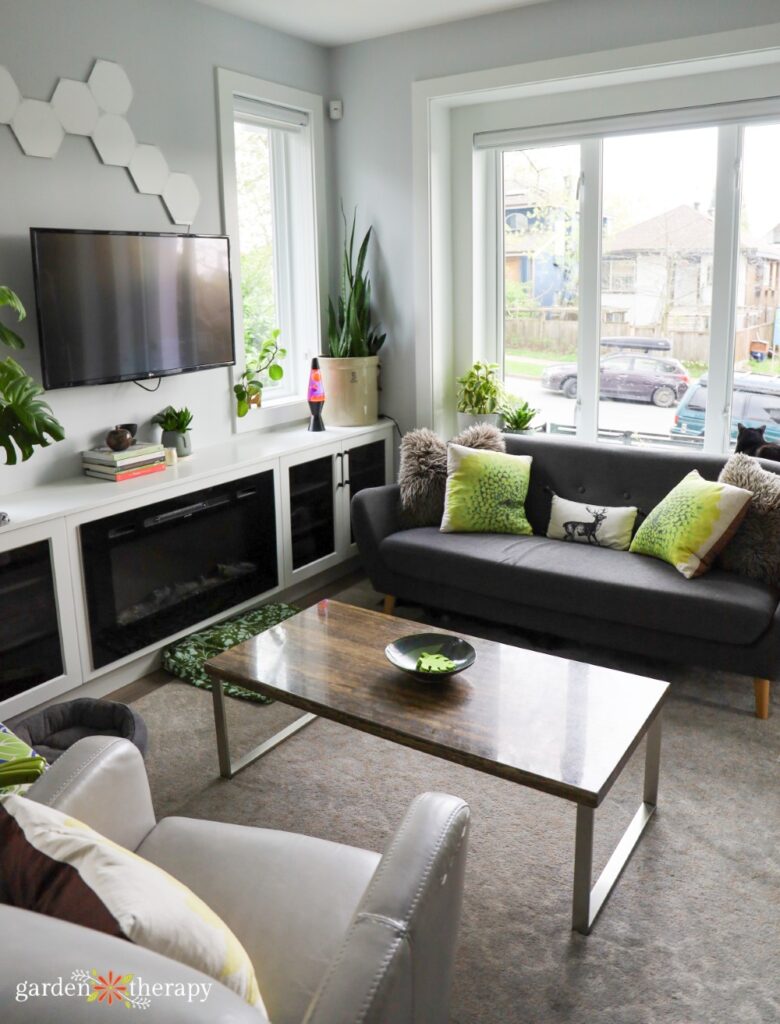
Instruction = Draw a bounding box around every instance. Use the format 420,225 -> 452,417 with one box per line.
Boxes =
504,191 -> 576,311
601,205 -> 780,345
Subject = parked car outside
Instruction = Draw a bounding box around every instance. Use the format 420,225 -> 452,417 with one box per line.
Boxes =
672,372 -> 780,443
541,354 -> 690,407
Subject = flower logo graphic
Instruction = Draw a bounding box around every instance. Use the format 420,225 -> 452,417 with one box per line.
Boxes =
90,971 -> 131,1006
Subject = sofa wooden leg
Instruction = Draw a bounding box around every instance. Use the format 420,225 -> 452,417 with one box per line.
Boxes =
383,595 -> 396,616
754,678 -> 770,719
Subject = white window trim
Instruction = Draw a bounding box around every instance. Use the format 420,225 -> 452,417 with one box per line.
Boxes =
412,23 -> 780,439
216,68 -> 328,432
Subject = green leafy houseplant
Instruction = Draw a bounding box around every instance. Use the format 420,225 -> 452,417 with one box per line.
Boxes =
500,396 -> 538,432
0,286 -> 65,465
234,329 -> 286,417
326,209 -> 386,359
456,361 -> 502,415
152,406 -> 193,433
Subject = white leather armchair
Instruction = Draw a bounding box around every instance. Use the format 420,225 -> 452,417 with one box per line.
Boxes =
1,736 -> 469,1023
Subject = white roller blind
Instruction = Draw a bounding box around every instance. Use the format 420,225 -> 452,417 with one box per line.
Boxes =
233,96 -> 308,131
473,95 -> 780,150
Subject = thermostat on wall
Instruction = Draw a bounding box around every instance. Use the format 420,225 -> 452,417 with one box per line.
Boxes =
329,100 -> 343,120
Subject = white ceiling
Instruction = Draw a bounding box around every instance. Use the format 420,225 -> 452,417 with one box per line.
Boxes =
194,0 -> 552,47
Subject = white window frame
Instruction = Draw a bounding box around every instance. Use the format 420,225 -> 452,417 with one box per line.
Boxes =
216,69 -> 328,431
412,25 -> 780,446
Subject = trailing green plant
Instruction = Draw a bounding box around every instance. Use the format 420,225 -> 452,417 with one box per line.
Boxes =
234,328 -> 286,417
326,208 -> 386,359
456,361 -> 502,415
500,396 -> 538,432
0,286 -> 65,465
152,406 -> 194,434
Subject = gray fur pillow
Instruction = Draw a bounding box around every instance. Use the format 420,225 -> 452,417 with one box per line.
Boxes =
399,424 -> 505,527
718,453 -> 780,586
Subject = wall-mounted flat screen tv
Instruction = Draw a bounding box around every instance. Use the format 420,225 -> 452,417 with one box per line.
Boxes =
30,228 -> 235,389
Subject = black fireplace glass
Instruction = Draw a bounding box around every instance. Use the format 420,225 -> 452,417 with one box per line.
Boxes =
0,540 -> 63,701
80,470 -> 278,668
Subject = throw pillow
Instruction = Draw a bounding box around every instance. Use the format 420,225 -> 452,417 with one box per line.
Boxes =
546,494 -> 638,550
629,469 -> 752,578
399,424 -> 505,527
441,444 -> 532,535
0,793 -> 266,1014
718,453 -> 780,586
0,723 -> 47,795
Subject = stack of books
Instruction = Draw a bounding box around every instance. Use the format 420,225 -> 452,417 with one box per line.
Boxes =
82,442 -> 166,482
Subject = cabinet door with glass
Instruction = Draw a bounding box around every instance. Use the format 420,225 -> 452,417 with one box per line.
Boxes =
340,431 -> 394,555
281,441 -> 344,585
0,520 -> 81,719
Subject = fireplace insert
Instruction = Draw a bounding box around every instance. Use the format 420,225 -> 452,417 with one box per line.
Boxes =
80,470 -> 277,669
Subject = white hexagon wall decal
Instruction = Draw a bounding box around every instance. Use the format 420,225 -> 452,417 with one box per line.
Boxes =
51,78 -> 99,136
11,99 -> 65,158
92,113 -> 136,167
128,144 -> 169,195
162,172 -> 200,225
88,60 -> 133,115
0,65 -> 20,124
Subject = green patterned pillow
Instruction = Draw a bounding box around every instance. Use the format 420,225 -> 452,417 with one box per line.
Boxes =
629,470 -> 752,578
441,444 -> 532,535
0,722 -> 47,794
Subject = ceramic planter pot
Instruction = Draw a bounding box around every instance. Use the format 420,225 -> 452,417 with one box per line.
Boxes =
319,356 -> 379,427
456,413 -> 501,431
161,430 -> 192,458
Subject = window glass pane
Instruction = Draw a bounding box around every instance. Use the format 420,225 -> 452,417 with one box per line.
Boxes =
730,122 -> 780,449
503,144 -> 580,434
600,127 -> 718,448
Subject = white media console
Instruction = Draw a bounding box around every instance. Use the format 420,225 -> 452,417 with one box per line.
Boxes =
0,419 -> 394,719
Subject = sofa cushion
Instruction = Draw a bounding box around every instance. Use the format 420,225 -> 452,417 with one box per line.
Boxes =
379,529 -> 778,645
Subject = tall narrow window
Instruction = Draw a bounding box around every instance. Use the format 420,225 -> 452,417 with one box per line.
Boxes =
728,122 -> 780,447
502,144 -> 580,433
600,127 -> 718,446
219,72 -> 323,421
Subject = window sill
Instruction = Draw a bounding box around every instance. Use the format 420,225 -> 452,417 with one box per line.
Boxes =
234,395 -> 309,433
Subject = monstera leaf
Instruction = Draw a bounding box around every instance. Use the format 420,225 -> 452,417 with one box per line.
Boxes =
0,357 -> 65,465
0,286 -> 26,351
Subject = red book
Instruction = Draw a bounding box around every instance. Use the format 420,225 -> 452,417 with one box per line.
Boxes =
84,462 -> 167,483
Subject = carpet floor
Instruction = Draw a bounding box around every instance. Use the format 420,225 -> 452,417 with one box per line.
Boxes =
133,579 -> 780,1024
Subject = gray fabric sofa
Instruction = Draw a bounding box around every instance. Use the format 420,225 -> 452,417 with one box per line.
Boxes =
352,433 -> 778,718
1,736 -> 469,1023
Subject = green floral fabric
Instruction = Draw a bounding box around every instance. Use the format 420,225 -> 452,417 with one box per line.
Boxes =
162,603 -> 299,703
0,722 -> 47,794
441,444 -> 533,535
629,470 -> 752,578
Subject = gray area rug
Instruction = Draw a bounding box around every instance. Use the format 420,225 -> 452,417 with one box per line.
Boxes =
133,580 -> 779,1024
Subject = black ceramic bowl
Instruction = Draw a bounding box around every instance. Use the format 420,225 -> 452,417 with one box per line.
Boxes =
384,632 -> 476,680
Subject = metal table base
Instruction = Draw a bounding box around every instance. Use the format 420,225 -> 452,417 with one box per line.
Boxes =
211,674 -> 316,779
571,715 -> 662,934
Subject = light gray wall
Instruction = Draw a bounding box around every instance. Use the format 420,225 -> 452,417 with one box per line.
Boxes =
0,0 -> 330,494
329,0 -> 780,433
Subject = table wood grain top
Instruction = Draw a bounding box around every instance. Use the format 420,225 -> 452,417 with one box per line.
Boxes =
205,600 -> 669,807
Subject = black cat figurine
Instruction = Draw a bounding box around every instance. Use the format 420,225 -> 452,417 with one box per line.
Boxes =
735,423 -> 780,461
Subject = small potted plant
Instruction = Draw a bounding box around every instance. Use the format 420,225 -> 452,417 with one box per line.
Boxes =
153,406 -> 194,457
321,208 -> 386,426
500,396 -> 538,434
456,361 -> 502,429
234,329 -> 286,417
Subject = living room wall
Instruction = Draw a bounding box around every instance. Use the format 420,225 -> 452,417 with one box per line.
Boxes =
329,0 -> 780,435
0,0 -> 330,494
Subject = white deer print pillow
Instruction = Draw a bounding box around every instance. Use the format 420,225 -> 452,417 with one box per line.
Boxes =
547,494 -> 638,551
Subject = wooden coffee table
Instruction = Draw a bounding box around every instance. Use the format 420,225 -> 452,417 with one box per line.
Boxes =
206,600 -> 668,934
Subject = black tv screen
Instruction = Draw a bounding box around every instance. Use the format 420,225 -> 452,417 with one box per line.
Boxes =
30,229 -> 235,389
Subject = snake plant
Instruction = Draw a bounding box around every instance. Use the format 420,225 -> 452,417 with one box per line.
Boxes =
326,208 -> 386,358
0,286 -> 65,465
